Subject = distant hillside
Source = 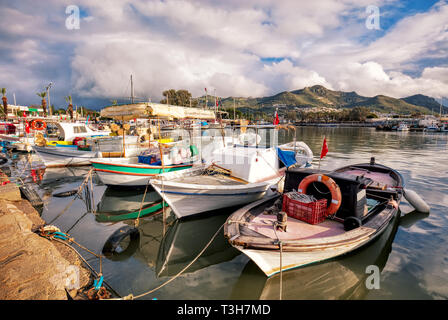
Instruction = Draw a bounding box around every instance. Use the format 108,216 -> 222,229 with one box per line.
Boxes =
216,85 -> 447,115
401,94 -> 448,113
350,95 -> 429,114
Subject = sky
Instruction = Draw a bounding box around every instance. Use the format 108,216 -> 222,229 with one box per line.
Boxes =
0,0 -> 447,109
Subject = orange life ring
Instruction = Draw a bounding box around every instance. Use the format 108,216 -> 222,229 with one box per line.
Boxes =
31,119 -> 47,131
298,174 -> 342,215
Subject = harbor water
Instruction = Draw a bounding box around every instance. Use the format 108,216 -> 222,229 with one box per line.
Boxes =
9,126 -> 448,299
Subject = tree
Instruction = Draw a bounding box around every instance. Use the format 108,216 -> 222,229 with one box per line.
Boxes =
160,89 -> 197,107
1,88 -> 7,121
65,95 -> 73,121
36,91 -> 47,117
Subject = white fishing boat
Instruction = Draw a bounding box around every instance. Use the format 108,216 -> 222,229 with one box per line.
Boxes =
33,145 -> 100,167
151,137 -> 313,218
397,123 -> 409,131
150,163 -> 275,219
440,123 -> 448,132
424,124 -> 439,132
90,156 -> 195,187
224,159 -> 405,277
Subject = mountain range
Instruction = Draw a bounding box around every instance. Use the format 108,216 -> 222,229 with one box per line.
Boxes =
215,85 -> 447,115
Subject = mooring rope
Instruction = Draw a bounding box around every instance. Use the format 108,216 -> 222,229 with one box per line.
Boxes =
135,178 -> 151,227
273,222 -> 284,301
38,228 -> 116,299
47,168 -> 94,225
109,222 -> 226,300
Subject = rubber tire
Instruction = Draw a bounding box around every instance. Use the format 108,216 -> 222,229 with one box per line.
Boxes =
344,216 -> 362,231
102,226 -> 140,260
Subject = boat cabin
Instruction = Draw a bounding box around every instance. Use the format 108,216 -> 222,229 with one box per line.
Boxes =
51,122 -> 110,141
0,122 -> 16,135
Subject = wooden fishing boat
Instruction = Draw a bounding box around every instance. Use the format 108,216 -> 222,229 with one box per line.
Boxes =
33,145 -> 100,167
230,205 -> 400,299
224,158 -> 403,277
90,156 -> 194,186
150,164 -> 276,219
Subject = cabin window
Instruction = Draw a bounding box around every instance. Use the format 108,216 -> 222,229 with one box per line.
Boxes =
74,126 -> 87,133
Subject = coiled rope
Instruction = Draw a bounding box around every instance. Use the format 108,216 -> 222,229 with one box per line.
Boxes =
37,226 -> 113,300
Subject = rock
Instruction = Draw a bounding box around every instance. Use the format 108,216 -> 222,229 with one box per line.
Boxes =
0,183 -> 21,201
0,201 -> 90,300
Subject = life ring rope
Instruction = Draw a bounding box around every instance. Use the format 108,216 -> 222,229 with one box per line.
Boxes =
298,174 -> 342,215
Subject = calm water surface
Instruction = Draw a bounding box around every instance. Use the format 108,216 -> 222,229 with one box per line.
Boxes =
11,127 -> 448,300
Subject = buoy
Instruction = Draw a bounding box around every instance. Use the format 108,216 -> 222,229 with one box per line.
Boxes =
403,188 -> 430,213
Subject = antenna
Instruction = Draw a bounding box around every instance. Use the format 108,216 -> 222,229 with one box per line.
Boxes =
130,74 -> 134,104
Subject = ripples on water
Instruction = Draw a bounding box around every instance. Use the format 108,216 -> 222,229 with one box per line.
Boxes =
11,127 -> 448,300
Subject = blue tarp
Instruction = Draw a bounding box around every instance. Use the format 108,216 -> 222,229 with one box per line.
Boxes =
138,155 -> 161,165
276,147 -> 297,167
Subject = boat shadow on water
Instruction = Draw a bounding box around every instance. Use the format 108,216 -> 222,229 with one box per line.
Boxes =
155,209 -> 241,278
230,209 -> 429,300
95,186 -> 167,222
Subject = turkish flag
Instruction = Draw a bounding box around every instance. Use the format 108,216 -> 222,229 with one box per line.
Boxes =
273,109 -> 279,125
320,137 -> 328,159
25,121 -> 30,134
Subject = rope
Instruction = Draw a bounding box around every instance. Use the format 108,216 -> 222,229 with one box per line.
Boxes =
114,222 -> 226,300
38,229 -> 116,299
47,168 -> 93,225
273,221 -> 283,301
135,178 -> 151,227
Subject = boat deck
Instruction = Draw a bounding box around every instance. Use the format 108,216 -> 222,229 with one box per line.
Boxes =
247,214 -> 345,241
175,174 -> 247,186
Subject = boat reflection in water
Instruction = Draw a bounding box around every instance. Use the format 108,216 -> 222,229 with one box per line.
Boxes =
95,186 -> 168,222
155,210 -> 240,277
230,209 -> 428,300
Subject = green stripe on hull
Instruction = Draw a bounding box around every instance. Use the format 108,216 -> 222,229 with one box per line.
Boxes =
92,162 -> 192,175
95,202 -> 168,222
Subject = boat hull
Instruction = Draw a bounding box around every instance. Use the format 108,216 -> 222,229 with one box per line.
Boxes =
151,177 -> 271,219
224,161 -> 403,277
33,145 -> 99,168
90,159 -> 193,186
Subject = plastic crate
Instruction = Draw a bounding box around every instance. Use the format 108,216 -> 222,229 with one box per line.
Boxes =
282,193 -> 329,225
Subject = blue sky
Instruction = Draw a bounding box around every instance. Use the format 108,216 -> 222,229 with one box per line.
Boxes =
0,0 -> 447,109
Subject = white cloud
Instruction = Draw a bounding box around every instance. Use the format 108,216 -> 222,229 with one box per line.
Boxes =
0,0 -> 447,107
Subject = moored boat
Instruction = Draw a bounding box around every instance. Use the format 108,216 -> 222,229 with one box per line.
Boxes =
150,163 -> 275,219
397,123 -> 409,131
33,145 -> 100,167
90,156 -> 194,187
224,158 -> 403,277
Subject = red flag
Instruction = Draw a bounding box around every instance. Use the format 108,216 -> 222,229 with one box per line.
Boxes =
273,109 -> 279,125
23,111 -> 27,118
25,121 -> 30,134
320,137 -> 328,159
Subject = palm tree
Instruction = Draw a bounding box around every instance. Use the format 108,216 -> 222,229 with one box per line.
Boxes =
36,91 -> 47,117
1,88 -> 7,121
65,95 -> 73,121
